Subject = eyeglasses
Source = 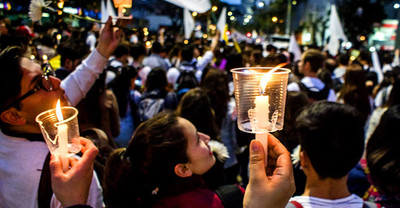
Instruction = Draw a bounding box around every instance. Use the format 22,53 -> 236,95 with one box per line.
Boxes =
3,63 -> 55,111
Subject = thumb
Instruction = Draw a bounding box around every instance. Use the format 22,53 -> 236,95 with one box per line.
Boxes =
49,155 -> 62,177
248,140 -> 267,184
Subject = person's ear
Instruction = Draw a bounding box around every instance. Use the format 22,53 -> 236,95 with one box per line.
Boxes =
174,164 -> 193,178
65,58 -> 73,70
0,108 -> 26,126
300,151 -> 309,169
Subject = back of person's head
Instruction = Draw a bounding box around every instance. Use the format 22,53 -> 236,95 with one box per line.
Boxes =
367,105 -> 400,196
337,53 -> 350,66
386,80 -> 400,109
176,70 -> 198,100
295,101 -> 365,179
59,42 -> 88,67
131,43 -> 146,60
103,112 -> 188,207
201,69 -> 230,128
339,64 -> 370,122
145,67 -> 168,92
0,46 -> 23,126
357,50 -> 372,64
317,68 -> 333,89
151,41 -> 162,54
261,55 -> 279,67
302,49 -> 325,73
325,58 -> 338,73
177,88 -> 219,140
181,45 -> 194,62
266,44 -> 277,53
274,91 -> 309,152
114,43 -> 130,59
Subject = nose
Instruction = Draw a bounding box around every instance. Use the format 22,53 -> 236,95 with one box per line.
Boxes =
199,132 -> 210,143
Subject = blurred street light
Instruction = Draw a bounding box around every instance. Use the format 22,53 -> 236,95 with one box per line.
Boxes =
228,11 -> 233,16
192,12 -> 198,17
212,6 -> 218,12
272,16 -> 278,23
394,3 -> 400,9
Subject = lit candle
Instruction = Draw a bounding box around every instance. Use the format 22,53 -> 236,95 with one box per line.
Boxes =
254,72 -> 271,165
253,63 -> 286,166
56,100 -> 69,172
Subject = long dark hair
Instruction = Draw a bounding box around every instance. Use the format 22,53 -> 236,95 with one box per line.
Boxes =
103,112 -> 199,207
367,105 -> 400,197
201,69 -> 230,129
177,88 -> 220,140
338,64 -> 371,122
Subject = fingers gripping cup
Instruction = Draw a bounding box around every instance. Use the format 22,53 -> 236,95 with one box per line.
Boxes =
231,65 -> 290,165
35,101 -> 81,171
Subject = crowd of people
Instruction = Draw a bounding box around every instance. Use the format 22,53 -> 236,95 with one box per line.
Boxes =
0,14 -> 400,208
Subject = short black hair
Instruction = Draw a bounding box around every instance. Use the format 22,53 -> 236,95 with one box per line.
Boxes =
181,45 -> 194,62
0,46 -> 23,129
296,101 -> 364,179
114,43 -> 130,58
302,49 -> 325,73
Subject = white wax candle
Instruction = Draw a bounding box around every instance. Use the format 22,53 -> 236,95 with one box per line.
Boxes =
58,123 -> 69,172
254,95 -> 269,167
255,95 -> 269,129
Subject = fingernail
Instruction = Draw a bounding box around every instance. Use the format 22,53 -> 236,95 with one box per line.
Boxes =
251,140 -> 260,152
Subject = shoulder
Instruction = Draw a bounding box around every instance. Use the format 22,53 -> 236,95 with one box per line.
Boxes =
155,188 -> 224,208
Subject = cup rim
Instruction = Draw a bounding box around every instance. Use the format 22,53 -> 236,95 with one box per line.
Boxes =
35,106 -> 78,125
230,67 -> 291,74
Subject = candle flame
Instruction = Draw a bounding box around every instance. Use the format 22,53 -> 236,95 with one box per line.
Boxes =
56,99 -> 64,121
259,63 -> 287,93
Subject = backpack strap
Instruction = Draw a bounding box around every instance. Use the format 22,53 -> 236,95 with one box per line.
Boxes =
363,201 -> 381,208
214,184 -> 243,208
38,152 -> 53,208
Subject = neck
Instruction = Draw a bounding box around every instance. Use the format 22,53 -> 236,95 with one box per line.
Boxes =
302,175 -> 351,199
304,71 -> 318,78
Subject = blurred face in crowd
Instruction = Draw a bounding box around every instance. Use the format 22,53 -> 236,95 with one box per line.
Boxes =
179,117 -> 215,175
0,22 -> 8,35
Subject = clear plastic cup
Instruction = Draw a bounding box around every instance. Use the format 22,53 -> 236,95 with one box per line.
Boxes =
35,107 -> 81,157
231,67 -> 290,133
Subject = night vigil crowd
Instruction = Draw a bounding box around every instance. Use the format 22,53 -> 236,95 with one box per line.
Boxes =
0,14 -> 399,208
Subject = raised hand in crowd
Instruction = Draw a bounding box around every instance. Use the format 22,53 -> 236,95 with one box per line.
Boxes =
49,138 -> 98,208
244,134 -> 295,208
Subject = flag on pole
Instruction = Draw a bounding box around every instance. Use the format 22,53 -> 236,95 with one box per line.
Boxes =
325,4 -> 348,56
101,0 -> 117,23
184,8 -> 195,39
165,0 -> 211,13
288,34 -> 301,62
371,49 -> 383,84
217,7 -> 228,42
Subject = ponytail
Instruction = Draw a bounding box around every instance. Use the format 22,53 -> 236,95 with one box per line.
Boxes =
103,148 -> 143,208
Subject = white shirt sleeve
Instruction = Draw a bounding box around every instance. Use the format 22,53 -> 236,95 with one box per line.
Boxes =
61,49 -> 108,106
196,51 -> 214,71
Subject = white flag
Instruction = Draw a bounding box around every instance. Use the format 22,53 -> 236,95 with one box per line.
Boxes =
288,34 -> 301,62
165,0 -> 211,13
184,8 -> 194,39
101,0 -> 116,23
325,4 -> 348,56
372,50 -> 383,84
217,7 -> 227,40
217,7 -> 226,32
